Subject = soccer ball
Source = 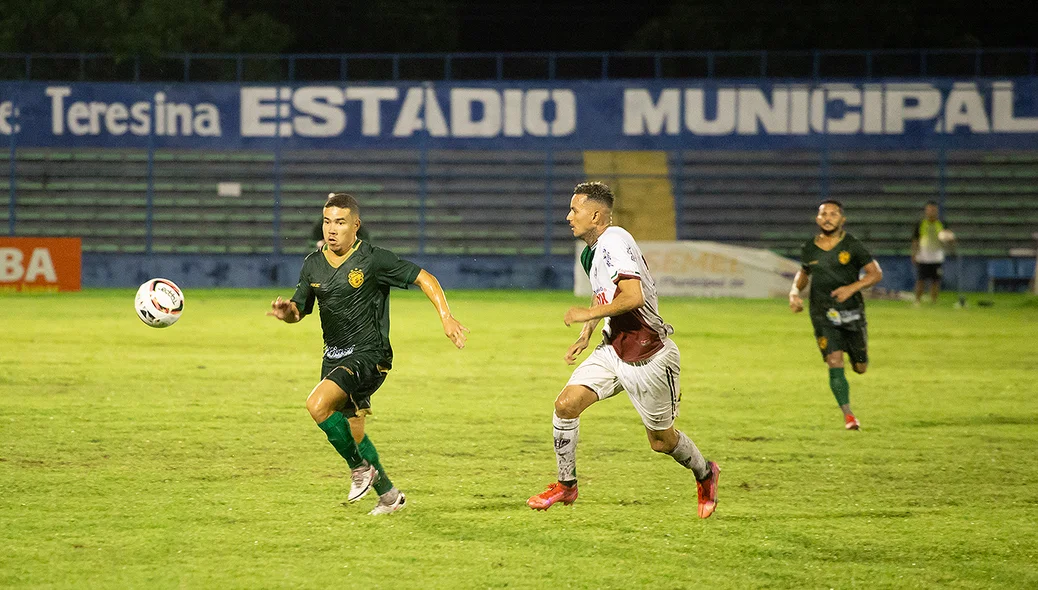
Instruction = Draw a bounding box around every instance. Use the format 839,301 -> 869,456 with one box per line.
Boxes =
938,229 -> 956,243
135,278 -> 184,328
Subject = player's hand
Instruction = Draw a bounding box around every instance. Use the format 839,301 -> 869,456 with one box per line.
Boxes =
441,315 -> 469,349
267,296 -> 298,322
789,295 -> 804,313
564,337 -> 590,365
564,306 -> 592,326
830,286 -> 856,303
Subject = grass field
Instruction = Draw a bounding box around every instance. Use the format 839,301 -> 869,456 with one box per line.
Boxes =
1,289 -> 1037,589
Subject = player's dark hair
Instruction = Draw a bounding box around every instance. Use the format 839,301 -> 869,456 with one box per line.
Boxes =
573,181 -> 614,209
925,200 -> 939,207
819,199 -> 844,212
325,192 -> 360,216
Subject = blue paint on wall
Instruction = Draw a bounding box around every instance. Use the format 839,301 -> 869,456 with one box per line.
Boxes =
83,253 -> 575,290
83,253 -> 1025,293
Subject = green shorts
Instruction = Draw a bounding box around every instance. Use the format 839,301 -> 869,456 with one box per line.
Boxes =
811,315 -> 869,365
320,351 -> 388,418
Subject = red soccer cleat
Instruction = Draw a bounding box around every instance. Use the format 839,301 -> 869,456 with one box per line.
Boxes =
845,414 -> 861,430
697,461 -> 720,519
527,482 -> 578,510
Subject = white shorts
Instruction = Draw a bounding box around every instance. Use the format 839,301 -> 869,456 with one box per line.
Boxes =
566,339 -> 681,431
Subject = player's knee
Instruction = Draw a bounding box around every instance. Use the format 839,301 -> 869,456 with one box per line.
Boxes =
853,363 -> 867,374
306,392 -> 333,423
554,396 -> 580,420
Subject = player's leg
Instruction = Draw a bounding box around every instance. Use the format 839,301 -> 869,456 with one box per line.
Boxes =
624,340 -> 719,517
914,276 -> 925,304
349,413 -> 405,515
318,360 -> 386,503
306,378 -> 368,476
817,325 -> 857,429
340,364 -> 405,513
528,346 -> 618,510
845,324 -> 869,428
930,265 -> 942,304
554,384 -> 599,481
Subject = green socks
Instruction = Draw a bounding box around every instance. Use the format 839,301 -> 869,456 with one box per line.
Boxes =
317,412 -> 363,469
829,367 -> 850,407
359,435 -> 393,495
317,413 -> 394,493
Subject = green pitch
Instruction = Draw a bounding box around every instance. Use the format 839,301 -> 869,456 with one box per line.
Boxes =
1,289 -> 1036,588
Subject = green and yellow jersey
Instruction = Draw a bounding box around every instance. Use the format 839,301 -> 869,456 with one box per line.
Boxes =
290,239 -> 421,369
800,232 -> 874,321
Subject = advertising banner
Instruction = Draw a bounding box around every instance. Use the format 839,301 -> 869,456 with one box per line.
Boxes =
2,79 -> 1038,150
0,237 -> 82,292
574,240 -> 801,299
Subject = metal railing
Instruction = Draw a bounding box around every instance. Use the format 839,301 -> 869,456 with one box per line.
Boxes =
1,48 -> 1036,83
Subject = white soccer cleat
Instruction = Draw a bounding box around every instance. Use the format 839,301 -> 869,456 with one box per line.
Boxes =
348,462 -> 378,503
369,490 -> 406,515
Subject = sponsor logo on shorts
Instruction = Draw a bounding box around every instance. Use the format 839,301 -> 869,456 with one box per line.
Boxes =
838,251 -> 851,264
325,345 -> 355,360
817,336 -> 828,350
348,268 -> 364,288
310,282 -> 321,288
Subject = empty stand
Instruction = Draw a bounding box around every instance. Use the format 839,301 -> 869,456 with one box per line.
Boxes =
9,148 -> 1038,258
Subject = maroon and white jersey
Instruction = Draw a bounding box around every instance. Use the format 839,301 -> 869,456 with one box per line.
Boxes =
585,226 -> 674,362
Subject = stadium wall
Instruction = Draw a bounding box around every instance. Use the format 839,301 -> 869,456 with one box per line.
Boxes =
5,79 -> 1038,291
82,252 -> 996,293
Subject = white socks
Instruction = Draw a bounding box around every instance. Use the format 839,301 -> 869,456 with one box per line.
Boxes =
668,430 -> 710,480
552,412 -> 579,483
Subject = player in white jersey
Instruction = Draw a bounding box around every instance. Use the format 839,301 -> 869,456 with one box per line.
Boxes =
526,181 -> 720,518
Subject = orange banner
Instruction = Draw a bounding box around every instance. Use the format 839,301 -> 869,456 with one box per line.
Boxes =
0,237 -> 82,292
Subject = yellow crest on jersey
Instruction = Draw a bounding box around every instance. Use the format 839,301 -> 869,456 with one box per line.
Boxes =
838,251 -> 851,264
817,336 -> 828,350
348,268 -> 364,288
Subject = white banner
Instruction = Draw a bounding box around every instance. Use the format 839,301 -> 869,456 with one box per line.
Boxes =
574,240 -> 801,298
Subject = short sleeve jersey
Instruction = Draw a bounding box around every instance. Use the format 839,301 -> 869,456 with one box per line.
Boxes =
913,218 -> 947,264
800,232 -> 874,317
580,226 -> 674,363
290,240 -> 421,368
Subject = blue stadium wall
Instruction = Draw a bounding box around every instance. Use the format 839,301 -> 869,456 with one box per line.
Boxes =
5,79 -> 1038,291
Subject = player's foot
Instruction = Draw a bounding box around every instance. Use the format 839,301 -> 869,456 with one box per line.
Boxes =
696,461 -> 720,519
348,461 -> 378,502
369,489 -> 406,515
526,482 -> 578,510
844,414 -> 861,430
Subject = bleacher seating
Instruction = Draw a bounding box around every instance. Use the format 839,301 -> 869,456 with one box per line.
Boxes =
8,148 -> 1038,259
671,150 -> 1038,258
9,148 -> 584,256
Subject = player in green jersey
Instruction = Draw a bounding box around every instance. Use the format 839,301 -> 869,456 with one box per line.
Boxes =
268,193 -> 469,514
788,200 -> 883,430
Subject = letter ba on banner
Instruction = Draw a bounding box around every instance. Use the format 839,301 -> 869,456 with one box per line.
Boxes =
0,238 -> 81,292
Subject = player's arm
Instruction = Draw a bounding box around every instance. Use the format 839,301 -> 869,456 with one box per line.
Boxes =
268,296 -> 302,323
414,269 -> 469,349
789,270 -> 810,313
831,260 -> 883,303
565,296 -> 603,364
564,277 -> 643,326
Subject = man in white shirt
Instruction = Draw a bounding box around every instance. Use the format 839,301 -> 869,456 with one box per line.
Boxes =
911,201 -> 953,305
526,182 -> 720,518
